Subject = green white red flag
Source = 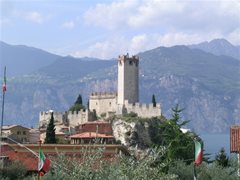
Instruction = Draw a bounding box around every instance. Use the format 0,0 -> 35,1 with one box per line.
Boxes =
38,148 -> 51,176
194,140 -> 203,166
2,66 -> 6,92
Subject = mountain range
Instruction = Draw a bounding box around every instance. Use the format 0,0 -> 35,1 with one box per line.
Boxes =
0,39 -> 239,133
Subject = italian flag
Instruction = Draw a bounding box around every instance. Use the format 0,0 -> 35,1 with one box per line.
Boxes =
38,149 -> 51,176
194,141 -> 203,166
2,67 -> 6,92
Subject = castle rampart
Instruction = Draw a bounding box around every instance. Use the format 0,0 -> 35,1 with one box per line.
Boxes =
39,110 -> 89,128
89,92 -> 117,116
123,100 -> 161,118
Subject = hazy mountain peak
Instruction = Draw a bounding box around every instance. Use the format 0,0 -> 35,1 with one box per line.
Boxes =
0,41 -> 61,77
188,38 -> 240,60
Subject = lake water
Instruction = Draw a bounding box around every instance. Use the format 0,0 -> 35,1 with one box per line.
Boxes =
200,133 -> 230,159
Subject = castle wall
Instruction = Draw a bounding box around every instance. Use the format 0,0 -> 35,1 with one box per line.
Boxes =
67,110 -> 89,127
117,54 -> 139,105
39,111 -> 64,127
39,110 -> 89,128
124,100 -> 161,118
89,92 -> 117,116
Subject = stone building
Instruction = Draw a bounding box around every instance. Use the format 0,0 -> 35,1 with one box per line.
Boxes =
1,125 -> 30,143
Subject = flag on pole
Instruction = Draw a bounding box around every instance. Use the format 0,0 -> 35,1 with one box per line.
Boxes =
2,67 -> 6,92
194,140 -> 203,166
38,148 -> 51,176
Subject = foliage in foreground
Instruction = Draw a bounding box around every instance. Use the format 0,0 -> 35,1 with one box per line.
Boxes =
1,147 -> 236,180
43,146 -> 175,180
215,147 -> 229,167
168,158 -> 237,180
0,161 -> 27,180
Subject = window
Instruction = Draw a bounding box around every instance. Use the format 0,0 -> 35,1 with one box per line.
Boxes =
17,131 -> 21,135
109,102 -> 111,107
129,61 -> 133,65
23,131 -> 26,135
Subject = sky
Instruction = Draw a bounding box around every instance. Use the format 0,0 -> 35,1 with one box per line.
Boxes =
0,0 -> 240,59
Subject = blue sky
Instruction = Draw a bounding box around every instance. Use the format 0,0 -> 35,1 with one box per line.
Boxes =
0,0 -> 239,59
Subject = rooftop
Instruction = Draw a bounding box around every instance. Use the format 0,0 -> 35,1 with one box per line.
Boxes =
2,125 -> 30,130
70,132 -> 114,139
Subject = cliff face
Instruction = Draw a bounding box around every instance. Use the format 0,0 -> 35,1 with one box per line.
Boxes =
112,119 -> 154,150
140,74 -> 237,133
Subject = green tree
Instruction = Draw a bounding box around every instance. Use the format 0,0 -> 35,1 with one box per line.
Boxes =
69,94 -> 85,112
215,147 -> 229,167
45,112 -> 57,144
155,104 -> 195,165
152,94 -> 156,107
75,94 -> 83,105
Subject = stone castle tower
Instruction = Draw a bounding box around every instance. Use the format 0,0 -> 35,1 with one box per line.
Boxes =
117,54 -> 139,105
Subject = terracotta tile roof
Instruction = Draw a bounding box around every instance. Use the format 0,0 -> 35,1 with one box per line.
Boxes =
2,125 -> 30,130
1,144 -> 38,171
70,132 -> 114,139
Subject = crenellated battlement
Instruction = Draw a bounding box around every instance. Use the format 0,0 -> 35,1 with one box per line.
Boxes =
90,92 -> 117,100
39,110 -> 89,128
124,100 -> 161,109
118,54 -> 139,66
122,100 -> 161,118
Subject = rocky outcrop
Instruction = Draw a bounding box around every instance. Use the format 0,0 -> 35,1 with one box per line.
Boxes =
112,119 -> 152,150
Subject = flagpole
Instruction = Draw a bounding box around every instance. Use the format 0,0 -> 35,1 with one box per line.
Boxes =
38,140 -> 42,180
193,139 -> 197,180
193,163 -> 197,180
0,66 -> 6,168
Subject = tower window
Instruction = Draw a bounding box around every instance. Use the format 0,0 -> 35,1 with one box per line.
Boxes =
129,61 -> 133,65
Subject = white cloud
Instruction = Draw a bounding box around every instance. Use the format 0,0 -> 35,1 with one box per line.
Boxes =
84,0 -> 138,29
25,11 -> 45,24
62,20 -> 75,29
128,0 -> 185,28
78,0 -> 240,58
227,28 -> 240,45
84,0 -> 240,34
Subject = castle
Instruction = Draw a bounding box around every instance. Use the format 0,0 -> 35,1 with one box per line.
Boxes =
39,54 -> 161,128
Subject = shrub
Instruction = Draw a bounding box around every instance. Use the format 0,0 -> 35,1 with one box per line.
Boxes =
0,161 -> 27,180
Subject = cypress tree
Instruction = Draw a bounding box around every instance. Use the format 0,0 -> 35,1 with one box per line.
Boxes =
75,94 -> 83,105
215,147 -> 229,167
152,94 -> 156,107
45,112 -> 57,144
69,94 -> 85,112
